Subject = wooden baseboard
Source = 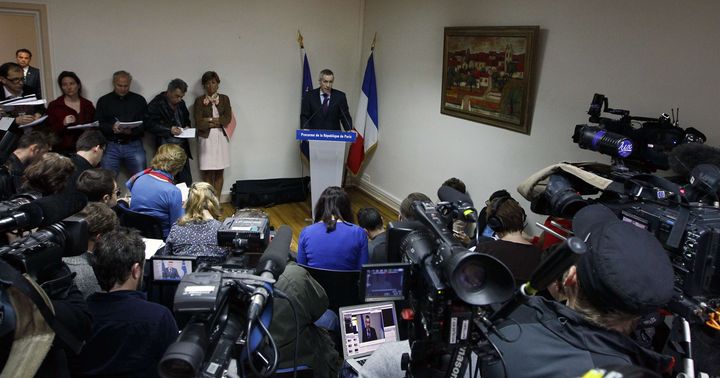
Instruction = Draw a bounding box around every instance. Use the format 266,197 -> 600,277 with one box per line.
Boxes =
350,177 -> 401,210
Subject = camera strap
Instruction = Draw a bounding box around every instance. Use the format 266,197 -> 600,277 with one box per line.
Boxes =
0,261 -> 84,354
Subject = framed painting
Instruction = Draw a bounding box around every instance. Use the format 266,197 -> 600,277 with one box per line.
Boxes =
441,26 -> 539,134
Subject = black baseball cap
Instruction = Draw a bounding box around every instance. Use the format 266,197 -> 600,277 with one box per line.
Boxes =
572,205 -> 674,315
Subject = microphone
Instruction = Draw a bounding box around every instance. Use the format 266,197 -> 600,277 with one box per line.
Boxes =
339,105 -> 353,132
668,143 -> 720,177
247,225 -> 291,323
300,107 -> 322,130
0,192 -> 88,232
437,186 -> 478,222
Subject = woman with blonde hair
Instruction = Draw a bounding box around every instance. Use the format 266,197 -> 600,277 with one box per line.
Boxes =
165,182 -> 229,263
126,144 -> 187,238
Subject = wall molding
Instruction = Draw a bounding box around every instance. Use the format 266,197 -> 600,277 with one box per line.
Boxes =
350,176 -> 401,210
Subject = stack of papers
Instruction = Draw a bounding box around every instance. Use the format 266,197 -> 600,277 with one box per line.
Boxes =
67,121 -> 100,130
118,121 -> 143,129
176,128 -> 196,138
18,115 -> 49,129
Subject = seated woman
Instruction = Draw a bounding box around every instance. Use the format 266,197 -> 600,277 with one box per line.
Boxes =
165,182 -> 229,264
46,71 -> 95,155
126,144 -> 186,238
475,196 -> 542,285
297,186 -> 368,270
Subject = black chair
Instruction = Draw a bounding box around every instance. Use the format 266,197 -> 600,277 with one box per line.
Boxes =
115,203 -> 165,240
298,264 -> 361,314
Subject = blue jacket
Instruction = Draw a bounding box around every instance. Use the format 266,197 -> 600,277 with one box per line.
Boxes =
297,221 -> 368,270
126,169 -> 184,238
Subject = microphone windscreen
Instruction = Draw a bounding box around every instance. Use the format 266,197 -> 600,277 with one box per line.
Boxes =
14,202 -> 44,228
668,143 -> 720,177
437,185 -> 474,206
257,225 -> 292,278
31,192 -> 88,227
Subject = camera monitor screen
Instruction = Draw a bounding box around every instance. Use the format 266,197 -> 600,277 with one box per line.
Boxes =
360,263 -> 411,302
151,256 -> 196,282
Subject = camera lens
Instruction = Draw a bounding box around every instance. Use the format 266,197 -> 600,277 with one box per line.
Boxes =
443,250 -> 515,306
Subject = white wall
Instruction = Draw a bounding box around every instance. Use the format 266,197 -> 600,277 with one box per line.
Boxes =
10,0 -> 720,229
358,0 -> 720,229
30,0 -> 363,194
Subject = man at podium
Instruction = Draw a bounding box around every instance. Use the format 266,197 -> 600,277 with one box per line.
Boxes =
300,69 -> 352,131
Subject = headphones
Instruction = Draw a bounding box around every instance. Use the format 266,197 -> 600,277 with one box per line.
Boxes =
486,196 -> 526,233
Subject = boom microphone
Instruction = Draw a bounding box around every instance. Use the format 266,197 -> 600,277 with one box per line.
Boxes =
668,143 -> 720,177
247,225 -> 291,323
0,192 -> 87,232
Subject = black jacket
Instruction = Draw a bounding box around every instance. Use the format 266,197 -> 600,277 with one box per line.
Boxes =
143,93 -> 192,158
483,297 -> 673,378
300,88 -> 352,131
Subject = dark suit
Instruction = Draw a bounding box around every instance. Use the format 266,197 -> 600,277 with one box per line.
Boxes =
362,325 -> 378,342
24,66 -> 41,99
300,88 -> 352,131
162,266 -> 180,279
0,84 -> 38,101
144,92 -> 193,185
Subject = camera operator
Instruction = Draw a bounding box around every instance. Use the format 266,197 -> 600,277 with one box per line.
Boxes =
399,192 -> 431,221
474,196 -> 541,286
482,204 -> 675,377
68,227 -> 178,376
0,130 -> 51,199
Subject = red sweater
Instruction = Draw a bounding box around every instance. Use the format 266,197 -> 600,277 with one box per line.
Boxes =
46,96 -> 96,152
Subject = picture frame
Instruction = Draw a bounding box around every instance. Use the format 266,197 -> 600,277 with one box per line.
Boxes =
441,26 -> 540,134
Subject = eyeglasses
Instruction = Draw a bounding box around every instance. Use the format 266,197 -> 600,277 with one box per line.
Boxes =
6,77 -> 24,84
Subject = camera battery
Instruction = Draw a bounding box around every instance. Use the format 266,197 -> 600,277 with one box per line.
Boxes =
173,271 -> 222,313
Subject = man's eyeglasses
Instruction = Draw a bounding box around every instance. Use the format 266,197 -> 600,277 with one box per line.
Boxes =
5,77 -> 25,84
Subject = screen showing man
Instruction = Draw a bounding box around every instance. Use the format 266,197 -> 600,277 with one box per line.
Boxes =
152,259 -> 191,281
360,314 -> 384,342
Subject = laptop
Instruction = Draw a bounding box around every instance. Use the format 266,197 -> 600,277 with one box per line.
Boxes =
339,301 -> 400,373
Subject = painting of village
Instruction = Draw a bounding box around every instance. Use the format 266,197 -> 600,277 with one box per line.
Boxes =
441,26 -> 539,134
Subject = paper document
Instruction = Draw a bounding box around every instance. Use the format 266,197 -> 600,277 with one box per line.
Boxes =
0,117 -> 13,131
67,121 -> 99,130
117,121 -> 143,129
176,128 -> 196,138
143,238 -> 166,260
18,115 -> 48,129
176,182 -> 189,202
0,95 -> 46,109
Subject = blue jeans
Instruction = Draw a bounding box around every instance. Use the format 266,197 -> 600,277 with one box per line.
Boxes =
101,140 -> 147,177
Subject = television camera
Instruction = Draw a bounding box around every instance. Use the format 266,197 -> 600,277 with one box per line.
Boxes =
521,94 -> 720,376
573,93 -> 704,173
158,225 -> 292,378
0,192 -> 89,374
389,199 -> 586,378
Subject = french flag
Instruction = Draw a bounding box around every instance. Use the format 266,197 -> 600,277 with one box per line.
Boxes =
347,51 -> 378,175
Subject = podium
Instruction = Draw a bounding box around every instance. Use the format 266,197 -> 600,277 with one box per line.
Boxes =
296,129 -> 356,220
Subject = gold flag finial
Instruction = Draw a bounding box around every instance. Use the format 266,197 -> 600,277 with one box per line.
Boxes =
297,30 -> 304,49
371,33 -> 377,50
